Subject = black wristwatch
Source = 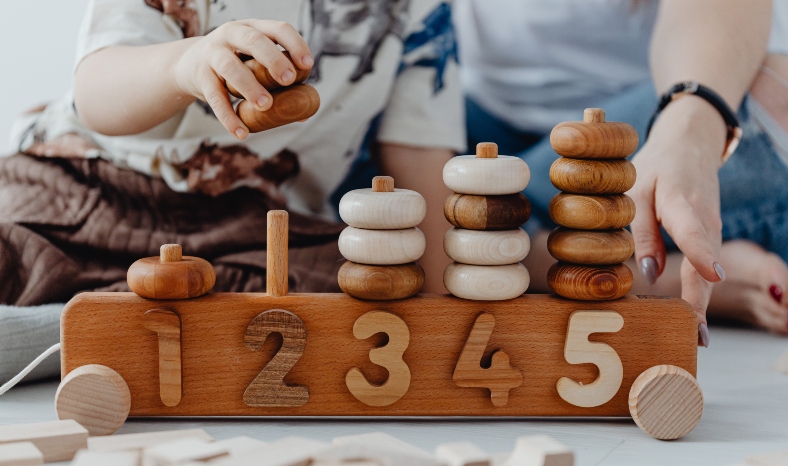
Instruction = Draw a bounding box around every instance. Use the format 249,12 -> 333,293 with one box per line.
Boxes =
646,81 -> 742,164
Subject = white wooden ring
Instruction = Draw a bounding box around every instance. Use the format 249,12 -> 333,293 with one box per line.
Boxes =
443,155 -> 530,195
444,228 -> 530,265
339,227 -> 426,265
444,263 -> 530,301
339,188 -> 427,230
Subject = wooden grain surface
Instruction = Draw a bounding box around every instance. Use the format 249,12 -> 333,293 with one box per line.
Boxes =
444,228 -> 530,266
54,364 -> 130,436
226,52 -> 310,97
142,309 -> 182,407
443,263 -> 531,301
547,263 -> 633,301
549,116 -> 638,160
237,84 -> 320,133
443,156 -> 530,196
629,365 -> 703,440
444,194 -> 531,231
549,194 -> 636,230
338,227 -> 426,265
267,211 -> 288,298
61,293 -> 696,417
547,228 -> 634,265
339,188 -> 426,230
337,262 -> 424,301
549,158 -> 636,195
126,256 -> 215,300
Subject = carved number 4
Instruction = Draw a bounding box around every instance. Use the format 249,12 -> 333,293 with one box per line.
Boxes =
243,309 -> 309,407
453,313 -> 523,407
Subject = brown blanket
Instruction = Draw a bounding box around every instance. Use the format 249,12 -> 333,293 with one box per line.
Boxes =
0,154 -> 346,305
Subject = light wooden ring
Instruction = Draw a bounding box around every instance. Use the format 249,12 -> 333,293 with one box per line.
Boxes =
629,365 -> 704,440
547,228 -> 634,265
444,263 -> 530,301
444,228 -> 530,265
547,262 -> 633,300
55,364 -> 131,436
338,262 -> 424,300
444,193 -> 531,231
339,227 -> 425,265
550,158 -> 636,194
339,188 -> 426,230
443,155 -> 530,195
549,193 -> 635,230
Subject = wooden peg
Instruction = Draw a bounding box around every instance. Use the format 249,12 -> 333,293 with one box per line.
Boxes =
143,308 -> 182,407
629,365 -> 703,440
0,420 -> 88,463
55,365 -> 131,436
549,193 -> 635,230
338,227 -> 426,265
550,108 -> 639,159
226,52 -> 310,98
237,84 -> 320,133
0,442 -> 43,466
444,228 -> 530,266
444,263 -> 530,301
476,142 -> 498,159
547,228 -> 634,265
444,193 -> 531,231
547,262 -> 633,300
339,187 -> 426,230
372,176 -> 394,192
127,245 -> 215,299
267,210 -> 289,297
443,155 -> 530,195
338,262 -> 424,300
550,158 -> 636,195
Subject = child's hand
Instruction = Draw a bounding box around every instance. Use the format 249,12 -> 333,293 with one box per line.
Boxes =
174,20 -> 313,139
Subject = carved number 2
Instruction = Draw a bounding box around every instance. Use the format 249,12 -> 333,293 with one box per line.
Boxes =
557,310 -> 624,408
243,309 -> 309,407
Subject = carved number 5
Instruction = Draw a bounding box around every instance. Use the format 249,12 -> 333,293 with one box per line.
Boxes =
346,311 -> 411,407
243,309 -> 309,407
557,310 -> 624,408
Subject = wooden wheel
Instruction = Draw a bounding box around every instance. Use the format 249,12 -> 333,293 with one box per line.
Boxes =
55,364 -> 131,436
629,365 -> 703,440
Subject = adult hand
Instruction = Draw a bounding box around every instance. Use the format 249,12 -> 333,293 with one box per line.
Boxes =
173,20 -> 313,139
628,96 -> 728,347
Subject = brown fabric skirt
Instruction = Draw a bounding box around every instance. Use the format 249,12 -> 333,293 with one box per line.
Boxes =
0,154 -> 346,305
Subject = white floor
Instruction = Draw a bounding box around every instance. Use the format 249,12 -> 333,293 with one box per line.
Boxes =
1,327 -> 787,466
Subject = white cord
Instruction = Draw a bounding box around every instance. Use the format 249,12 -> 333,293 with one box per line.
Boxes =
0,343 -> 61,396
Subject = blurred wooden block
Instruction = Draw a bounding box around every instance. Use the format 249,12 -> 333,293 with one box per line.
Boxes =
210,436 -> 329,466
237,84 -> 320,133
549,193 -> 635,230
443,145 -> 530,195
500,435 -> 573,466
55,364 -> 131,436
773,349 -> 788,375
0,442 -> 43,466
338,262 -> 424,300
143,438 -> 228,465
629,365 -> 703,440
127,244 -> 215,299
547,228 -> 634,265
143,309 -> 182,407
314,443 -> 438,466
338,227 -> 426,265
226,52 -> 310,98
72,450 -> 140,466
550,158 -> 636,194
0,420 -> 87,463
339,182 -> 426,230
444,263 -> 530,301
746,451 -> 788,466
88,429 -> 212,452
332,432 -> 434,462
550,108 -> 638,159
210,437 -> 267,459
444,194 -> 531,231
444,228 -> 530,266
547,263 -> 633,301
435,441 -> 490,466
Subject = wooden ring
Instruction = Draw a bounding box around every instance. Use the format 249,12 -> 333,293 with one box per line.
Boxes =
444,193 -> 531,231
444,263 -> 530,301
444,228 -> 530,265
547,262 -> 633,300
338,262 -> 424,300
127,245 -> 216,299
55,364 -> 131,436
338,227 -> 425,265
547,228 -> 634,265
339,189 -> 426,230
629,365 -> 703,440
550,109 -> 638,159
227,52 -> 310,98
237,84 -> 320,133
443,155 -> 530,195
550,158 -> 636,194
549,193 -> 635,230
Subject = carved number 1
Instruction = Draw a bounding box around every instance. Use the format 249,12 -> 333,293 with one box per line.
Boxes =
243,309 -> 309,407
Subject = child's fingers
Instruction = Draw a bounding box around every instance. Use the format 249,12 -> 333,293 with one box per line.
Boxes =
225,25 -> 297,87
238,19 -> 313,70
212,51 -> 273,111
201,77 -> 248,140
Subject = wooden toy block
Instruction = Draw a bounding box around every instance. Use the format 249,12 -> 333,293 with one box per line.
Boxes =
500,435 -> 573,466
61,293 -> 696,418
338,227 -> 426,265
143,438 -> 229,465
629,365 -> 703,440
0,442 -> 43,466
267,210 -> 289,298
127,244 -> 216,299
337,262 -> 424,301
547,228 -> 634,265
338,177 -> 426,230
143,308 -> 182,407
444,263 -> 530,301
237,84 -> 320,133
547,263 -> 633,301
55,364 -> 131,436
746,450 -> 788,466
549,158 -> 636,195
773,348 -> 788,375
444,193 -> 531,231
549,193 -> 636,230
443,143 -> 530,195
210,436 -> 329,466
226,52 -> 310,98
313,444 -> 437,466
0,420 -> 87,462
88,429 -> 212,452
210,437 -> 267,458
72,450 -> 140,466
331,432 -> 434,461
435,441 -> 490,466
444,227 -> 530,266
550,108 -> 639,159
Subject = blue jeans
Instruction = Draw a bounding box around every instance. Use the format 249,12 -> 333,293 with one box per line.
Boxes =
466,82 -> 788,261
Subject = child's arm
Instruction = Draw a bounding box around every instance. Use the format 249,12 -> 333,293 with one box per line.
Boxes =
74,20 -> 312,139
379,143 -> 454,294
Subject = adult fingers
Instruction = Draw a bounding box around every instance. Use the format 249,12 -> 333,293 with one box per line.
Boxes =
201,76 -> 248,140
211,50 -> 273,111
680,256 -> 712,347
629,186 -> 666,286
661,194 -> 723,284
239,19 -> 313,70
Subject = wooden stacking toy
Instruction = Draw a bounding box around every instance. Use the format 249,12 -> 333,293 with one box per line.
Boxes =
442,143 -> 531,300
337,176 -> 427,300
547,108 -> 638,300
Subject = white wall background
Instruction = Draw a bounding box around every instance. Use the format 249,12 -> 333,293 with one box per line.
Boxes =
1,0 -> 89,153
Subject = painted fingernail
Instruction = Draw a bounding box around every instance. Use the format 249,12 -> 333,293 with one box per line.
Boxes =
256,96 -> 270,109
713,262 -> 726,281
698,323 -> 710,348
770,284 -> 783,303
640,256 -> 658,285
302,55 -> 313,67
282,69 -> 295,83
234,128 -> 246,139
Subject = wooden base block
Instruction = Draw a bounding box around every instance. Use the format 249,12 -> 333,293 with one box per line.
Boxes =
55,364 -> 131,436
338,262 -> 424,300
547,228 -> 634,265
629,365 -> 703,440
547,263 -> 633,301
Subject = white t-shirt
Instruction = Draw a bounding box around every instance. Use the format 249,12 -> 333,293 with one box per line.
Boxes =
455,0 -> 788,133
11,0 -> 465,220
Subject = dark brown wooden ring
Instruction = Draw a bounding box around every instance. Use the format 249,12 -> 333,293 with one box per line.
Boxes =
547,228 -> 635,265
444,193 -> 531,231
237,84 -> 320,133
549,193 -> 635,230
338,262 -> 424,301
550,158 -> 636,195
547,262 -> 633,301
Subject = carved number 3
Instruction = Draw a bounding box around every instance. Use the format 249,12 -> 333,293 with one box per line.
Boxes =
243,309 -> 309,407
557,310 -> 624,408
346,311 -> 411,407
